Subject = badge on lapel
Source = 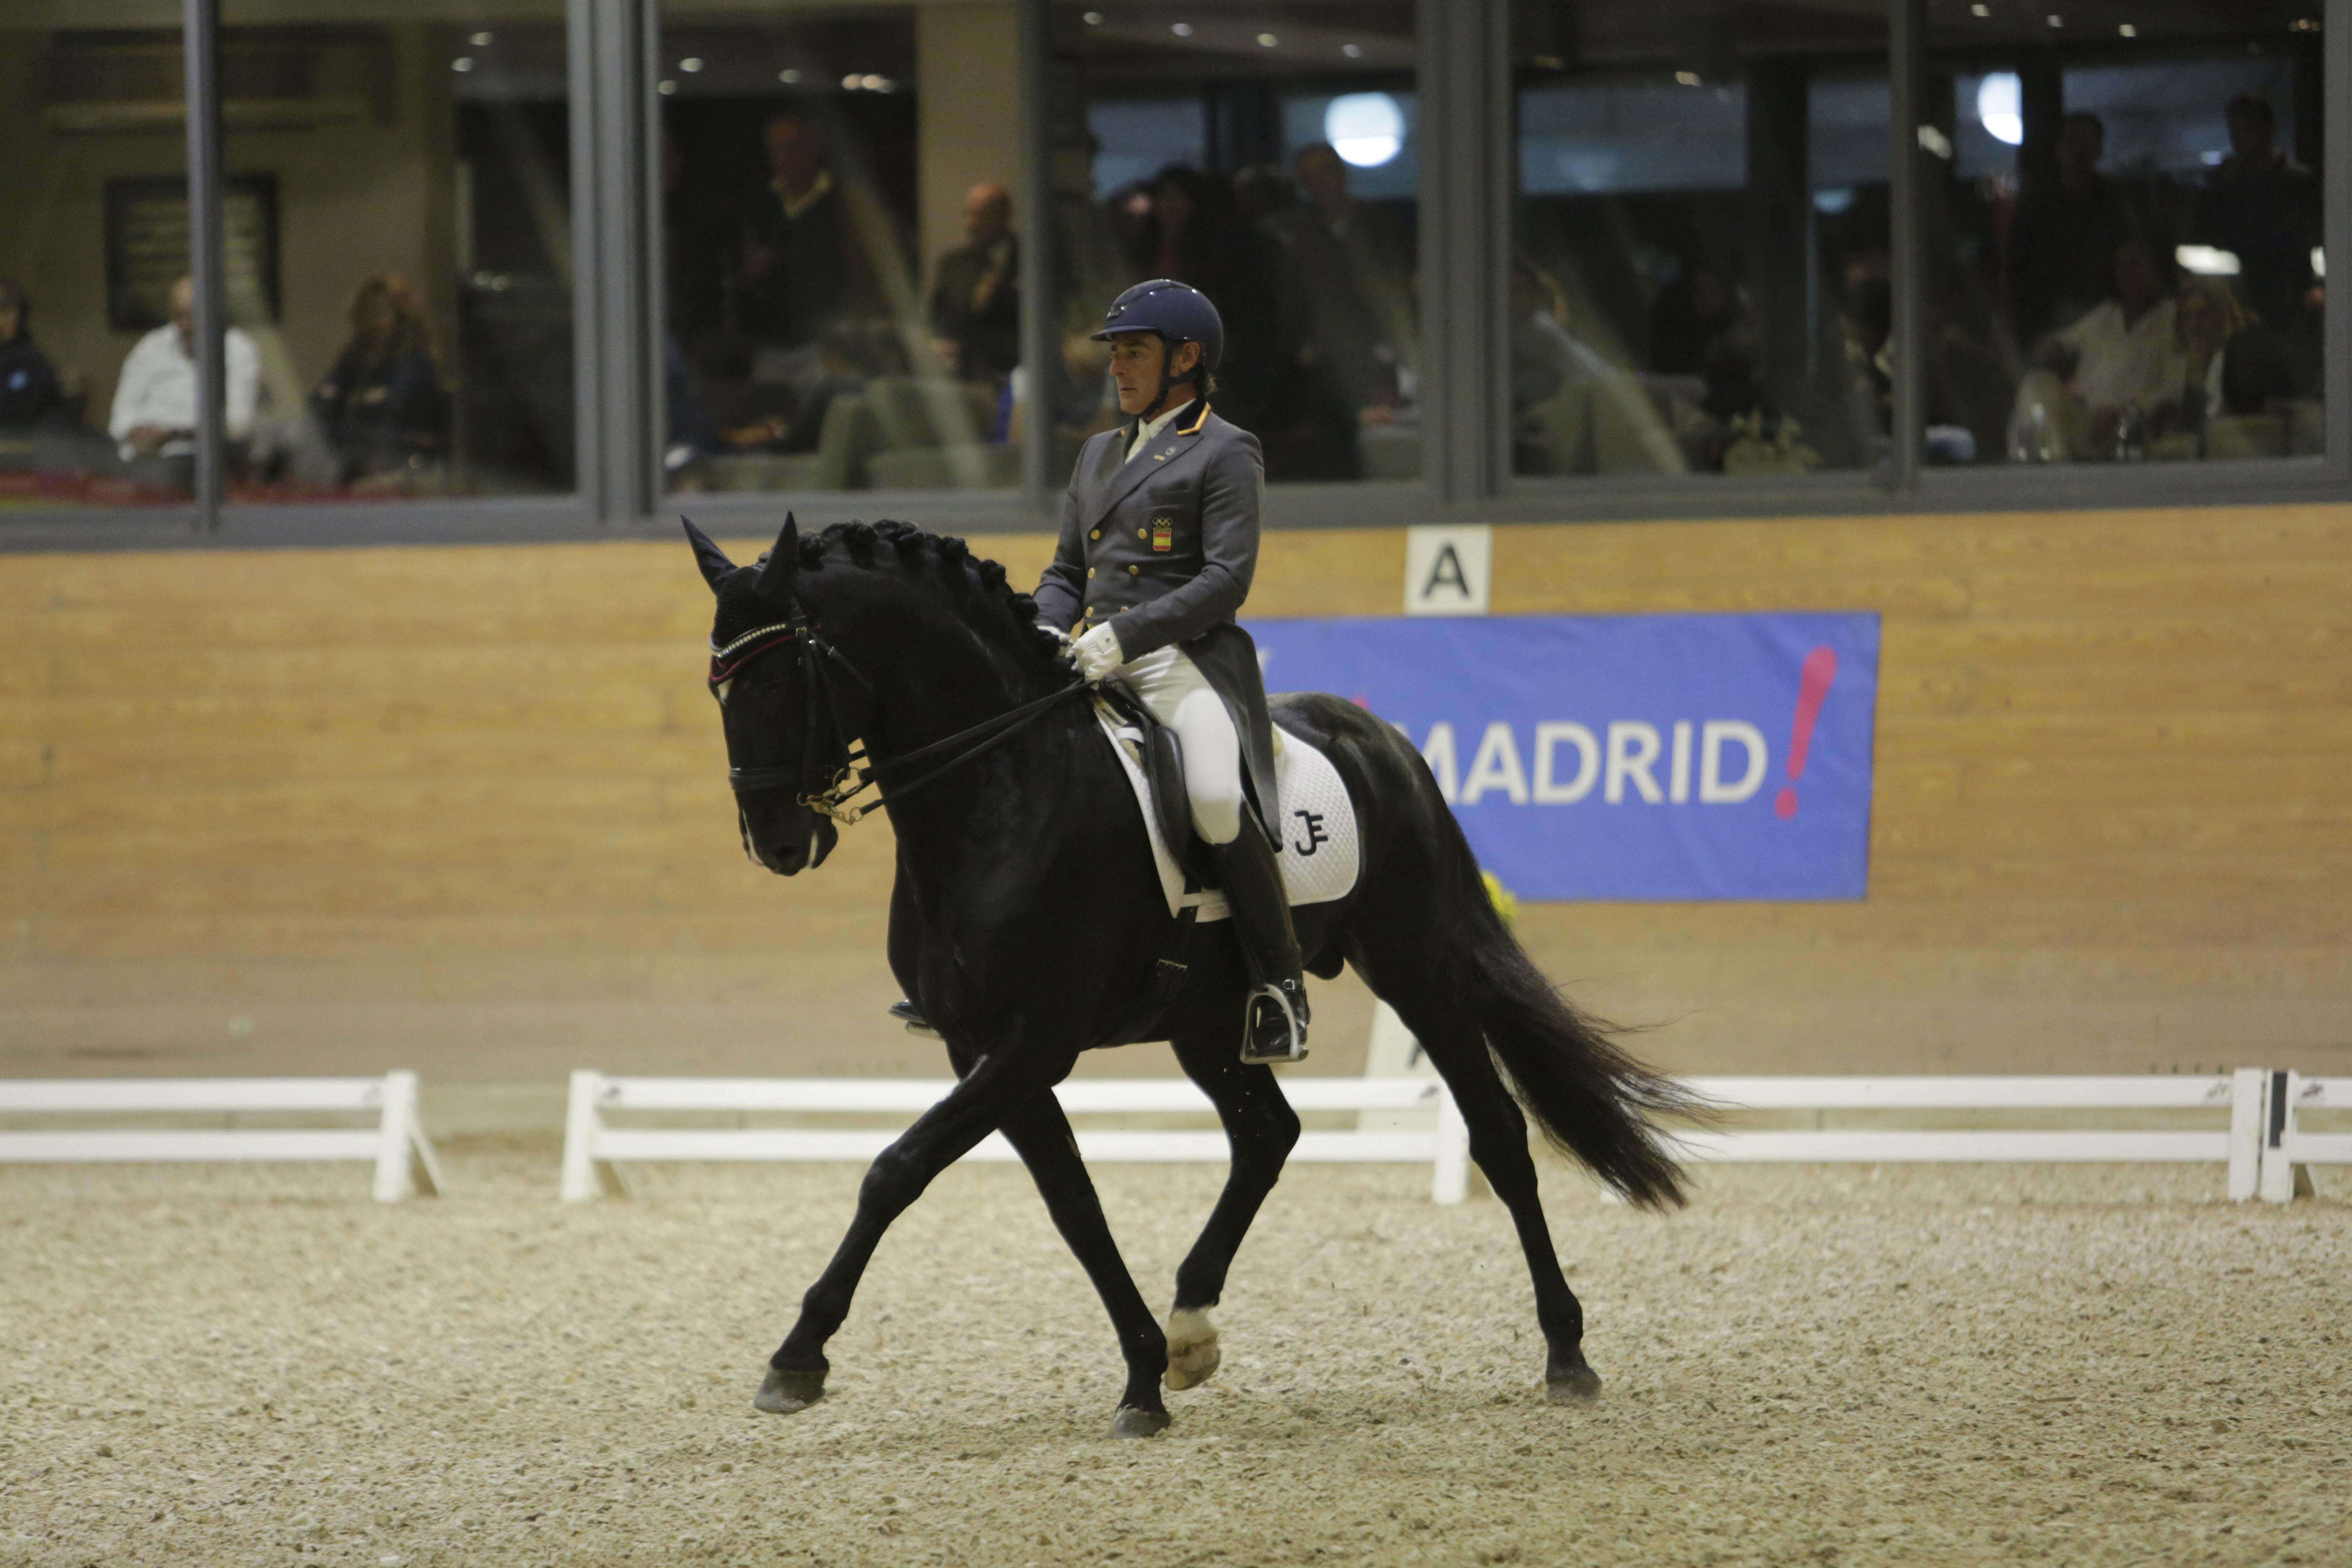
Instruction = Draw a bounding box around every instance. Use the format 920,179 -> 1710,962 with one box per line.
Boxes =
1151,515 -> 1174,552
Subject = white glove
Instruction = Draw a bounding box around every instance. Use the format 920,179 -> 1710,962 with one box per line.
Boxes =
1072,621 -> 1126,682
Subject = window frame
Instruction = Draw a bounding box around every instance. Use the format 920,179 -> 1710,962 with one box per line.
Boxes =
0,0 -> 2343,555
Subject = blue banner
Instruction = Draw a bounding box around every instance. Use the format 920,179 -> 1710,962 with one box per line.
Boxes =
1247,612 -> 1881,901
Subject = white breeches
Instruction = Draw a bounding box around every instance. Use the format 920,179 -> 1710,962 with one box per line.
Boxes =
1114,644 -> 1244,845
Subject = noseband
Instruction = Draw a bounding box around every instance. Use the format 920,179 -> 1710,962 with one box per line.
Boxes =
711,596 -> 1089,827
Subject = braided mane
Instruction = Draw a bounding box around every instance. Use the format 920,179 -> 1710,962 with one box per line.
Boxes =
740,519 -> 1062,666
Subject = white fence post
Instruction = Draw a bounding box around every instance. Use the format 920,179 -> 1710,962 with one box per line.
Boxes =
2259,1069 -> 2307,1204
2228,1067 -> 2266,1202
1430,1084 -> 1470,1205
560,1069 -> 606,1203
371,1069 -> 442,1203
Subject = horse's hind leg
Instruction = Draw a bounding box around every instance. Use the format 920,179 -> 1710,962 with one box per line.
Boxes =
1375,978 -> 1601,1404
992,1089 -> 1173,1437
1163,1028 -> 1301,1391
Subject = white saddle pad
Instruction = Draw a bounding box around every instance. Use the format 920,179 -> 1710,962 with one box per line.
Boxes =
1094,699 -> 1362,923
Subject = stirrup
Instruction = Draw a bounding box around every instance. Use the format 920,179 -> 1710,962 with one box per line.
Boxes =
888,999 -> 940,1040
1238,982 -> 1309,1065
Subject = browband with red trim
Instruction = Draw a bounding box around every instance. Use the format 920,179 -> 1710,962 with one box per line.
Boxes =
708,621 -> 800,684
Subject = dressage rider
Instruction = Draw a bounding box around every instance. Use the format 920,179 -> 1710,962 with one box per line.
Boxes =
1031,279 -> 1309,1065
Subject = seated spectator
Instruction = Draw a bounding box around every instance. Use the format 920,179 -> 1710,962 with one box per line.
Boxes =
307,275 -> 449,483
1649,265 -> 1741,379
0,278 -> 66,431
928,181 -> 1020,388
2015,239 -> 2187,459
2008,112 -> 2140,350
1510,255 -> 1684,477
2192,94 -> 2321,358
107,275 -> 260,486
740,112 -> 872,370
2167,276 -> 2310,436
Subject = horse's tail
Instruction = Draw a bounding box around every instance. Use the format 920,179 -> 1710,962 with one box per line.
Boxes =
1455,876 -> 1706,1212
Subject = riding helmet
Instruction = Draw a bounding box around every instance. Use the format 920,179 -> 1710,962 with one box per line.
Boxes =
1090,278 -> 1225,372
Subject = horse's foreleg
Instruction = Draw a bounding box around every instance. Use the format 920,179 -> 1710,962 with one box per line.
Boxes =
993,1089 -> 1172,1437
1162,1029 -> 1301,1392
1383,985 -> 1600,1405
757,1047 -> 1046,1415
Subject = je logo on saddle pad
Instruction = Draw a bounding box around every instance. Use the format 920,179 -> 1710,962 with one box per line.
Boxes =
1151,515 -> 1175,552
1094,706 -> 1360,922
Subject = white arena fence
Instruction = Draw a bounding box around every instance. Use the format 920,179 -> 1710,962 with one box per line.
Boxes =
2272,1072 -> 2351,1203
1677,1071 -> 2273,1199
561,1067 -> 2341,1206
0,1072 -> 442,1202
561,1071 -> 1472,1204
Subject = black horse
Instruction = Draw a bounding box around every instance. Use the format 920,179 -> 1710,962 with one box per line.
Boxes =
686,514 -> 1697,1438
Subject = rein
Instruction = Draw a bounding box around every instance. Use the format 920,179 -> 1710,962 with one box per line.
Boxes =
713,601 -> 1089,826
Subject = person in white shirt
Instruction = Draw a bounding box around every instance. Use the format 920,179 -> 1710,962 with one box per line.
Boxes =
107,276 -> 259,472
2014,238 -> 2185,459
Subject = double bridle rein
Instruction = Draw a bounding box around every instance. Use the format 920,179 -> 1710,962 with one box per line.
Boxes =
710,599 -> 1089,827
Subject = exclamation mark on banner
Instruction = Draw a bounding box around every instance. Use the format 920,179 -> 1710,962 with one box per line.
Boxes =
1774,646 -> 1838,820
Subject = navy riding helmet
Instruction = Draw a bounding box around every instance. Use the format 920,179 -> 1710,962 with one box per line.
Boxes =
1090,278 -> 1225,374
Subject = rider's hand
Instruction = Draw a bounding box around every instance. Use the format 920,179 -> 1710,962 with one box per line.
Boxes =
1072,621 -> 1125,682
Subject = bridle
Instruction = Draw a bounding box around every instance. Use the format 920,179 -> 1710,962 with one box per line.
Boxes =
710,595 -> 1090,828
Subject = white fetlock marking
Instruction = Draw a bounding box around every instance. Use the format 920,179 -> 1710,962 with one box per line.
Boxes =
1164,1307 -> 1221,1391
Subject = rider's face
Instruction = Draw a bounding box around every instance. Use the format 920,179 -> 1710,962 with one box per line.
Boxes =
1107,332 -> 1199,417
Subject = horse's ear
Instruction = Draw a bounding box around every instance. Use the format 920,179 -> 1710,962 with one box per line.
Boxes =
681,516 -> 735,594
752,512 -> 799,606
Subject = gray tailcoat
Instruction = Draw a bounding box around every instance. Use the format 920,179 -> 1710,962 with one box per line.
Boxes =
1032,400 -> 1281,837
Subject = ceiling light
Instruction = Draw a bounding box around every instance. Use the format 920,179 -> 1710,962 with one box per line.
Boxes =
1970,2 -> 1989,13
2176,244 -> 2241,276
1171,22 -> 1194,37
778,69 -> 801,84
1258,32 -> 1278,47
679,57 -> 704,73
657,79 -> 677,95
1082,9 -> 1104,22
1976,72 -> 2023,146
1325,91 -> 1404,168
468,31 -> 493,47
1342,42 -> 1363,58
450,56 -> 474,73
1531,53 -> 1562,69
863,74 -> 893,92
2312,247 -> 2325,278
842,73 -> 862,89
2118,22 -> 2136,36
2046,12 -> 2063,26
1675,70 -> 1701,86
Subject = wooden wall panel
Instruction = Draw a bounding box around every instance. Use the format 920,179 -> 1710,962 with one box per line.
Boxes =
2,505 -> 2348,1083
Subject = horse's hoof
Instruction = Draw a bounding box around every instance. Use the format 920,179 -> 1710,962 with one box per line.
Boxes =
754,1365 -> 827,1415
1109,1405 -> 1172,1439
1546,1361 -> 1603,1405
1163,1307 -> 1222,1392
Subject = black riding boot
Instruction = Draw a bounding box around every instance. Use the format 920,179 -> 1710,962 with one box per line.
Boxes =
1209,815 -> 1311,1065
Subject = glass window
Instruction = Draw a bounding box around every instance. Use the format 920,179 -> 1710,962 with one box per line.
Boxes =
658,2 -> 1023,495
1511,2 -> 1890,479
190,2 -> 577,503
1050,2 -> 1421,484
0,18 -> 195,506
1926,2 -> 2323,465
